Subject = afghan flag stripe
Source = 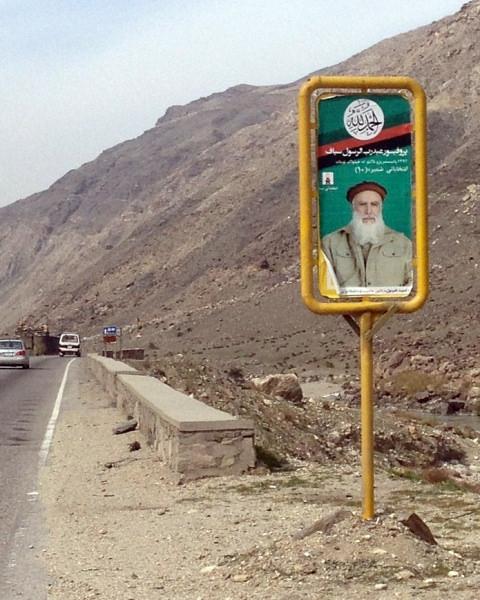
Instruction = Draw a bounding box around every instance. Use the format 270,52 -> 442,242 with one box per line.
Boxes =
317,122 -> 412,158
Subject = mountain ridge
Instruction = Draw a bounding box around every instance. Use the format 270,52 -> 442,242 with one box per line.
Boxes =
1,0 -> 479,378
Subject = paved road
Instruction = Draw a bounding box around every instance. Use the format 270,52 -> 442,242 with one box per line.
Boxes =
0,355 -> 77,599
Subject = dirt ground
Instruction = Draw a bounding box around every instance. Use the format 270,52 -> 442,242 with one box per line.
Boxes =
39,363 -> 480,599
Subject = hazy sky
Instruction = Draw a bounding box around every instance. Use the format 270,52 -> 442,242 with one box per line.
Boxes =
0,0 -> 467,206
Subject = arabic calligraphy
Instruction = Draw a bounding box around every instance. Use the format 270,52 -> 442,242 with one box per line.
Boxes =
325,146 -> 409,158
353,165 -> 409,175
343,99 -> 384,141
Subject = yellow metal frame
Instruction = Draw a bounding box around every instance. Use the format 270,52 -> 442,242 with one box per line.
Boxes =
298,75 -> 428,314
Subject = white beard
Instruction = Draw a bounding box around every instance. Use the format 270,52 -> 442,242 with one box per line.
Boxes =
350,211 -> 385,246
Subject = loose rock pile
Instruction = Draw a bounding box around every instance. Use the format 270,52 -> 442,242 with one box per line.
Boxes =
135,354 -> 479,488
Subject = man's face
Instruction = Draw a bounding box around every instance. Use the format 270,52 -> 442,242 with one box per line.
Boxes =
351,190 -> 383,224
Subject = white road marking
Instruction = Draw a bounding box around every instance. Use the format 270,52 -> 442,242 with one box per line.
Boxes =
39,358 -> 76,467
2,359 -> 76,589
7,526 -> 27,568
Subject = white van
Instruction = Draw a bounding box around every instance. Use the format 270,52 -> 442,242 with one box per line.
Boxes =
59,332 -> 81,357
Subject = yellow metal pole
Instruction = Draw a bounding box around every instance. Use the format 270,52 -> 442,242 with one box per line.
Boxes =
360,311 -> 375,520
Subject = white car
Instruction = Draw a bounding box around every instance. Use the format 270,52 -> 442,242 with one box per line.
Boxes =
59,332 -> 81,357
0,339 -> 30,368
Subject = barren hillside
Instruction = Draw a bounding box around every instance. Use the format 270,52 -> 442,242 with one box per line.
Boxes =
0,0 -> 479,379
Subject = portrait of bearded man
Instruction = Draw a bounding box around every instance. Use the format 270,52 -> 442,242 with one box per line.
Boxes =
321,181 -> 412,289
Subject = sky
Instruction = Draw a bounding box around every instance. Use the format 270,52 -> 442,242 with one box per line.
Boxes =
0,0 -> 467,207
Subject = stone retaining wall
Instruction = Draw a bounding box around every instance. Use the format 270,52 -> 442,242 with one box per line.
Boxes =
87,354 -> 255,482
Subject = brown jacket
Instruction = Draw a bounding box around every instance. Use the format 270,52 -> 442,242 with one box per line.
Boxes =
322,225 -> 412,287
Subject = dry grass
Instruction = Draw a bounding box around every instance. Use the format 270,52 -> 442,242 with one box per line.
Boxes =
422,466 -> 455,484
388,369 -> 448,395
414,467 -> 480,493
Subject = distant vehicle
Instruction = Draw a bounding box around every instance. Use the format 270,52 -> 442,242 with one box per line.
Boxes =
0,339 -> 30,369
59,332 -> 81,357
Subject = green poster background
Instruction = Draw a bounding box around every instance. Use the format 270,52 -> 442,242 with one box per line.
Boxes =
317,94 -> 412,239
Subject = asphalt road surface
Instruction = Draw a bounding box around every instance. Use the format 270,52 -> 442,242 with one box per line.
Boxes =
0,355 -> 77,599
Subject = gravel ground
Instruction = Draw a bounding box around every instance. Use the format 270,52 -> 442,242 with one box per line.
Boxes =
40,365 -> 480,599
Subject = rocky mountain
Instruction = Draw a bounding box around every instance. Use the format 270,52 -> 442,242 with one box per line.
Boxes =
1,1 -> 479,378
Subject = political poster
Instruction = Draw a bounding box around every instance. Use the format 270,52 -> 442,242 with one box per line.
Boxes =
317,94 -> 413,298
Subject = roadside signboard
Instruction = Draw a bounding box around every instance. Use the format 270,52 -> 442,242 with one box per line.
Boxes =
298,75 -> 428,521
103,325 -> 120,344
103,326 -> 118,336
298,75 -> 428,316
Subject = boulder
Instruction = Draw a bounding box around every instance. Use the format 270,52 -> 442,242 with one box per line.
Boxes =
112,419 -> 138,435
401,513 -> 437,545
251,374 -> 303,404
385,350 -> 408,371
414,391 -> 432,404
466,392 -> 480,415
468,385 -> 480,399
